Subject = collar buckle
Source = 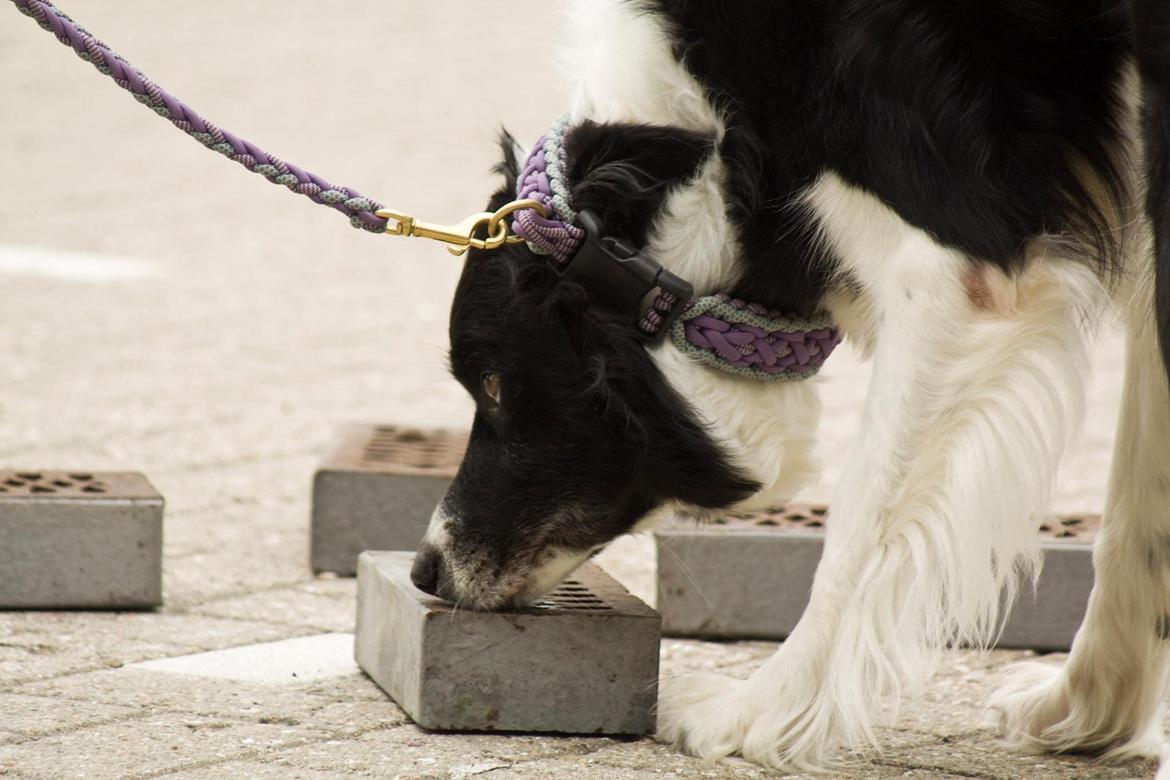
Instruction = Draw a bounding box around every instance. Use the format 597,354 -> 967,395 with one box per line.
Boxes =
557,210 -> 693,341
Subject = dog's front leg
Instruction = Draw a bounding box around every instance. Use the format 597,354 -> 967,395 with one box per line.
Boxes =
658,177 -> 1096,770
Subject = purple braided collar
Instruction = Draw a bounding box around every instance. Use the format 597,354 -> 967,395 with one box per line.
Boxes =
511,121 -> 841,381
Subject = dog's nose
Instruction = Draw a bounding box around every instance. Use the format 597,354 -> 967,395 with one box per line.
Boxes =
411,546 -> 443,595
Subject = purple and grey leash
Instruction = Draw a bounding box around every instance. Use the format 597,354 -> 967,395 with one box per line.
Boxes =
12,0 -> 841,379
11,0 -> 389,233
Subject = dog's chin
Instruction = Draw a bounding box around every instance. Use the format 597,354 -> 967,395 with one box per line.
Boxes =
437,583 -> 540,613
444,546 -> 599,612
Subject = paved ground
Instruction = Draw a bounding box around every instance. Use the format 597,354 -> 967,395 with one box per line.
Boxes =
0,2 -> 1156,778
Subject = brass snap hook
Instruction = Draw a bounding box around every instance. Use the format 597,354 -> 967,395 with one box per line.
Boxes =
376,199 -> 549,256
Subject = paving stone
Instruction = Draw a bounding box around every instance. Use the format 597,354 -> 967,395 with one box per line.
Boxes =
874,732 -> 1157,780
16,666 -> 398,731
576,738 -> 770,778
310,424 -> 465,575
163,760 -> 344,779
659,638 -> 777,678
270,724 -> 607,778
163,528 -> 310,611
0,693 -> 139,739
0,471 -> 163,609
657,504 -> 1096,651
0,712 -> 328,780
356,552 -> 660,735
296,668 -> 390,703
192,580 -> 356,633
0,612 -> 313,688
129,633 -> 359,684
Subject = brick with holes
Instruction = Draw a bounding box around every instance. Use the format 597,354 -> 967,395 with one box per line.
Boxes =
355,551 -> 660,734
0,470 -> 163,609
311,424 -> 467,575
655,504 -> 1095,652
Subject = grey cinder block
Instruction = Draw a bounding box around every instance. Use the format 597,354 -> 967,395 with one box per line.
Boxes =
656,504 -> 1095,652
355,551 -> 660,735
311,424 -> 467,575
0,471 -> 163,609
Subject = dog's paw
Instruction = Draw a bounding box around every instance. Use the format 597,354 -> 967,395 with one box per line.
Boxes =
991,661 -> 1164,760
989,661 -> 1070,753
656,672 -> 755,761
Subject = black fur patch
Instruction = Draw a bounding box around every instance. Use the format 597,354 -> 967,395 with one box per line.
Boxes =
644,0 -> 1133,313
1134,0 -> 1170,385
438,132 -> 757,586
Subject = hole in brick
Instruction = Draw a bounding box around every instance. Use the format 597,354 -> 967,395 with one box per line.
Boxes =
756,518 -> 778,526
396,430 -> 425,443
5,479 -> 24,487
785,513 -> 806,521
710,517 -> 727,525
30,486 -> 54,494
68,473 -> 93,481
0,486 -> 7,493
81,485 -> 106,494
1056,530 -> 1076,538
810,507 -> 827,516
16,472 -> 42,480
51,480 -> 72,488
1039,523 -> 1052,533
806,520 -> 824,528
1061,517 -> 1083,527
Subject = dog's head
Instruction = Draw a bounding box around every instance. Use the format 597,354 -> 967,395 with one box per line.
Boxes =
411,121 -> 762,609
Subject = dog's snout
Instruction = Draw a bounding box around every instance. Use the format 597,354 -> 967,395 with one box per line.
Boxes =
411,546 -> 443,595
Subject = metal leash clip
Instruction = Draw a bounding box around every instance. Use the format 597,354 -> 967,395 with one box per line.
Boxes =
376,199 -> 547,256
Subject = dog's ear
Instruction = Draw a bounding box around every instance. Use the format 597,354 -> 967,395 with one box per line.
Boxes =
486,127 -> 526,212
564,121 -> 716,244
581,323 -> 760,509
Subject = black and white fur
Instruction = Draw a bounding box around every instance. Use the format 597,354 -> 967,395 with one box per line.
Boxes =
411,0 -> 1170,770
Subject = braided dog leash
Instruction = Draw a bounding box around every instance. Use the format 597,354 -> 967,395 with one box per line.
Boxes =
11,0 -> 545,251
12,0 -> 840,378
11,0 -> 390,233
511,125 -> 841,381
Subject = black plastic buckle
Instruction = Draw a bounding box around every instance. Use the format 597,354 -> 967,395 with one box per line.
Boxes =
556,210 -> 693,341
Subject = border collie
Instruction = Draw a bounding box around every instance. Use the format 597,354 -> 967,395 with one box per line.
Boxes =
410,0 -> 1170,770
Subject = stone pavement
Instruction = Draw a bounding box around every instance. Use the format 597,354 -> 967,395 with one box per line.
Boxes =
0,2 -> 1155,778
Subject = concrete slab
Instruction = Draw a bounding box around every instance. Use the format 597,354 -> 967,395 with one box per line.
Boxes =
164,760 -> 344,779
16,666 -> 403,733
268,725 -> 608,779
0,710 -> 328,780
0,693 -> 138,739
0,611 -> 319,688
0,470 -> 163,609
129,633 -> 359,684
310,424 -> 466,575
356,552 -> 660,735
192,579 -> 358,633
656,504 -> 1096,651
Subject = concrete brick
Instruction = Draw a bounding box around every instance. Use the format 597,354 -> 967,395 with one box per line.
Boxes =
355,552 -> 660,735
0,470 -> 163,609
310,424 -> 466,575
656,504 -> 1096,652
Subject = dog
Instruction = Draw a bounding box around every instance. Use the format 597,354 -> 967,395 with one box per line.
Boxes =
409,0 -> 1170,771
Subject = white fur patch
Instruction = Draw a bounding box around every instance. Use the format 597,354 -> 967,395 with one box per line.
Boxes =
659,174 -> 1107,769
559,0 -> 722,133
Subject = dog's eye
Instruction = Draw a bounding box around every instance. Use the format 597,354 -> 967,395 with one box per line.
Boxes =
481,372 -> 502,407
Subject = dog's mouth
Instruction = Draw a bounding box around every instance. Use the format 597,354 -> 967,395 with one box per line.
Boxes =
419,542 -> 599,613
